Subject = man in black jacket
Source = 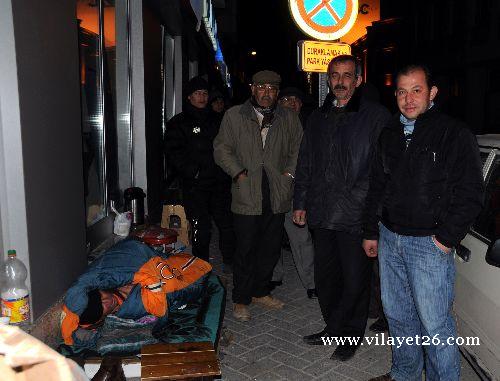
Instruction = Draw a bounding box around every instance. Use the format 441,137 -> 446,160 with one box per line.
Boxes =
294,55 -> 391,360
363,65 -> 484,381
164,76 -> 235,264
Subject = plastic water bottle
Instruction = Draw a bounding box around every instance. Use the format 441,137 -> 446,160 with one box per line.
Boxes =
1,250 -> 30,325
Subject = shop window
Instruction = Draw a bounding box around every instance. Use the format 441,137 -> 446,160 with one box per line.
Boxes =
77,0 -> 132,243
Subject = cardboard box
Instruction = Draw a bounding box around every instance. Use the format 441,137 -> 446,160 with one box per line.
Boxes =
161,205 -> 191,247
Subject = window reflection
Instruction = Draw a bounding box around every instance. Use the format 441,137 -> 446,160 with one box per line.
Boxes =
77,0 -> 121,226
473,157 -> 500,243
78,0 -> 105,226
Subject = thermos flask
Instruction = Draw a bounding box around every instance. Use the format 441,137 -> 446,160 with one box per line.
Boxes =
124,187 -> 146,225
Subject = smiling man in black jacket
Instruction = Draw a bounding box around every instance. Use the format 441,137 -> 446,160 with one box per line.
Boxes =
294,55 -> 391,361
363,64 -> 484,381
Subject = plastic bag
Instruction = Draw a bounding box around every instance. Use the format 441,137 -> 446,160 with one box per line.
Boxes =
111,202 -> 132,237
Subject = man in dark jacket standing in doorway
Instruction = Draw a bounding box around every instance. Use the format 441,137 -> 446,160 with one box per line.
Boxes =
363,65 -> 484,381
214,70 -> 303,322
294,55 -> 391,360
164,76 -> 235,265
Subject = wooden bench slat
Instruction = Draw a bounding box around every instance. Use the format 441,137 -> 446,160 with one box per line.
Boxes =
140,342 -> 221,380
141,361 -> 220,380
142,351 -> 216,366
141,342 -> 213,356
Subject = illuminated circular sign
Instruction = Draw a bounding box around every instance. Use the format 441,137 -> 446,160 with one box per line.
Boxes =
289,0 -> 359,41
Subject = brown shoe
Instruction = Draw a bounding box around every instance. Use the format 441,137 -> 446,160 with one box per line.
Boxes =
233,303 -> 250,322
368,374 -> 395,381
252,295 -> 284,309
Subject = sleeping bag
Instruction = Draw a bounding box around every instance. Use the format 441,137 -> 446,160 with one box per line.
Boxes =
60,239 -> 211,350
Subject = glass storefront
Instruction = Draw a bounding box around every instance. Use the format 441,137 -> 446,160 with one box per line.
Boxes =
76,0 -> 131,232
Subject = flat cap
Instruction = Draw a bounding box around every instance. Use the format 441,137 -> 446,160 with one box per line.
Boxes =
252,70 -> 281,86
278,87 -> 305,102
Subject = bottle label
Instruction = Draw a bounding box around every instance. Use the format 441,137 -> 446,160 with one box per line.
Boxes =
1,295 -> 30,324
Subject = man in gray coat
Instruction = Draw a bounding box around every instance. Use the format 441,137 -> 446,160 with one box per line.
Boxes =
214,70 -> 303,321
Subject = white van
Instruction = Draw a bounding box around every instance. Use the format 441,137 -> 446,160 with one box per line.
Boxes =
454,134 -> 500,380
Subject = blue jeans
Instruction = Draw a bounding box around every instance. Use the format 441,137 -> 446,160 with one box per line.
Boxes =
378,223 -> 460,381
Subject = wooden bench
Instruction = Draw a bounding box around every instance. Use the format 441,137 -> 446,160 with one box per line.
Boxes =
141,341 -> 221,380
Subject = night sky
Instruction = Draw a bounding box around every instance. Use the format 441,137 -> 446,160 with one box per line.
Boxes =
230,0 -> 405,104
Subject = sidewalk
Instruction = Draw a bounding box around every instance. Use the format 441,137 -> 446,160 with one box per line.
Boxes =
208,236 -> 481,380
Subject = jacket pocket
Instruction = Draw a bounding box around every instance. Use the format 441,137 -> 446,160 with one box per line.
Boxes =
277,174 -> 293,209
232,176 -> 253,210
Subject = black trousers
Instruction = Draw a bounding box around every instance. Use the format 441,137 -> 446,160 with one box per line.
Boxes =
232,211 -> 285,304
182,185 -> 235,263
312,228 -> 372,337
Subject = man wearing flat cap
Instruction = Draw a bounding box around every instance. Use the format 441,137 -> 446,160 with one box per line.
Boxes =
164,76 -> 235,265
279,86 -> 305,116
214,70 -> 303,321
272,86 -> 316,300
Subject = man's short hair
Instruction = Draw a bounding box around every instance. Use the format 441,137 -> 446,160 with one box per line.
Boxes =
79,289 -> 103,325
327,55 -> 362,77
209,90 -> 224,104
395,64 -> 433,89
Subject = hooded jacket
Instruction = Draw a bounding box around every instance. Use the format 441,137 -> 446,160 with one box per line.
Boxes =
294,90 -> 391,232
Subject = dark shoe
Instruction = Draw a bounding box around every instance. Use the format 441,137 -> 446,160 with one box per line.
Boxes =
330,343 -> 359,361
268,280 -> 283,291
369,317 -> 388,333
307,288 -> 318,299
303,329 -> 328,345
91,357 -> 126,381
368,374 -> 395,381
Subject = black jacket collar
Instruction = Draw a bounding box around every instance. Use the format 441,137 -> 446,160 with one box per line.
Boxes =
319,89 -> 362,114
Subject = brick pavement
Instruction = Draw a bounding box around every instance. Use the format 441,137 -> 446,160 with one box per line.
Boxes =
209,238 -> 481,381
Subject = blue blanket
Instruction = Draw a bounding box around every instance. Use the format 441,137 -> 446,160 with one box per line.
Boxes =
60,273 -> 225,356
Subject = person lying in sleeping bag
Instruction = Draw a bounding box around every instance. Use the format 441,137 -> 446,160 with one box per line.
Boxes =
60,239 -> 212,350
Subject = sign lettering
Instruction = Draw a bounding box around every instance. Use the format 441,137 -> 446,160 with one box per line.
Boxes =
298,41 -> 351,73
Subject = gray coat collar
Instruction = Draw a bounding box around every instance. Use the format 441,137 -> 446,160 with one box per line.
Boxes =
239,99 -> 286,122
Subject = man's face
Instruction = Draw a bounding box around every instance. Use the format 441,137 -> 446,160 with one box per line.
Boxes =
395,69 -> 437,120
328,61 -> 362,106
279,96 -> 303,114
188,89 -> 209,109
251,83 -> 279,108
99,290 -> 121,317
211,98 -> 225,113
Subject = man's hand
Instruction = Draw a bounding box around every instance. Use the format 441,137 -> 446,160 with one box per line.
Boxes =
293,210 -> 306,226
362,239 -> 378,257
432,236 -> 452,254
233,169 -> 248,182
236,172 -> 248,181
